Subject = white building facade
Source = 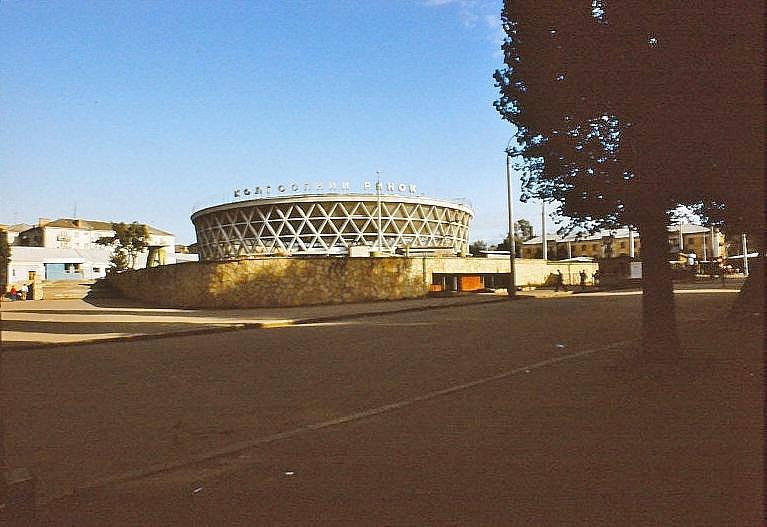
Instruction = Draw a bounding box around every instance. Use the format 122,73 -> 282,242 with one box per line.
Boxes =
2,218 -> 177,287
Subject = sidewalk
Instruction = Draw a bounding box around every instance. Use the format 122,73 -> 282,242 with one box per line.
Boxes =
1,284 -> 744,349
0,293 -> 514,349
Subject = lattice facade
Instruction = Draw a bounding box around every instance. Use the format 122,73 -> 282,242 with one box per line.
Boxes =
191,194 -> 473,261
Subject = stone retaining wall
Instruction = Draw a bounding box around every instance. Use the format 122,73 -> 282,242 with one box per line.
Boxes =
107,257 -> 601,308
107,257 -> 429,308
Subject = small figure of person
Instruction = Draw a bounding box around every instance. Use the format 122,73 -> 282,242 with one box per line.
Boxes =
593,270 -> 601,287
555,269 -> 567,292
9,286 -> 18,301
579,269 -> 587,290
20,283 -> 29,301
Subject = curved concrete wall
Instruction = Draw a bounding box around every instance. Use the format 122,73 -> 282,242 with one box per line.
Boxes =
191,194 -> 473,260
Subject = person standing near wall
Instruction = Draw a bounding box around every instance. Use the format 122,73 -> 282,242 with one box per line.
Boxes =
20,283 -> 28,301
555,269 -> 567,292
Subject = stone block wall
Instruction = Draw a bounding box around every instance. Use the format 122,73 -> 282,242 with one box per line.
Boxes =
107,256 -> 601,308
107,257 -> 429,308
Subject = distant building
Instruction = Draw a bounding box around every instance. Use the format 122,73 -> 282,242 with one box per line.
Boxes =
17,218 -> 175,258
0,223 -> 34,246
520,224 -> 726,262
2,217 -> 177,286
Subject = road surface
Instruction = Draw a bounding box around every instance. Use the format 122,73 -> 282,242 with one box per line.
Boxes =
1,289 -> 760,525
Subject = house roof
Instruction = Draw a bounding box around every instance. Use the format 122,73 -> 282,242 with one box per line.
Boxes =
674,224 -> 709,234
146,225 -> 173,236
7,246 -> 114,264
4,223 -> 34,232
43,218 -> 116,231
42,218 -> 173,236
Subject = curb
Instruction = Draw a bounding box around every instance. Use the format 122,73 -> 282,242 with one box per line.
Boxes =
2,296 -> 517,351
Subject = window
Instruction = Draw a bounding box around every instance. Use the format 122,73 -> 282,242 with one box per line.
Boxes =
620,242 -> 626,249
93,268 -> 100,273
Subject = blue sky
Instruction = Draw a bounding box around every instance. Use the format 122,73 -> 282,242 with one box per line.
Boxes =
0,0 -> 550,245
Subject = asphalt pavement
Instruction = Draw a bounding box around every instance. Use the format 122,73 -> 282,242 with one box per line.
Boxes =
0,284 -> 760,525
0,280 -> 744,349
0,293 -> 510,349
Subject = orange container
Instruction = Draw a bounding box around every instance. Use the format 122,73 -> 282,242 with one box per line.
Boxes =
459,275 -> 483,291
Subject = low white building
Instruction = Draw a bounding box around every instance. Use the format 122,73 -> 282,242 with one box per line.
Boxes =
6,246 -> 114,283
2,217 -> 180,288
16,218 -> 176,263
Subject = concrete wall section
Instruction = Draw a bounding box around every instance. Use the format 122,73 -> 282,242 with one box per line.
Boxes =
425,258 -> 599,288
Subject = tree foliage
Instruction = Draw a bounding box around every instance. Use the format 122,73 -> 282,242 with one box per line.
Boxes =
493,2 -> 763,355
97,222 -> 149,271
109,250 -> 129,272
496,219 -> 535,257
469,240 -> 488,256
494,1 -> 763,236
515,219 -> 534,241
0,230 -> 10,262
0,230 -> 10,287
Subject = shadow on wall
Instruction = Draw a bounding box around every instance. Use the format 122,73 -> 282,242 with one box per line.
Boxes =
107,257 -> 429,308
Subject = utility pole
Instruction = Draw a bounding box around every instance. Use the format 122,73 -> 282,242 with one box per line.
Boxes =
742,233 -> 749,276
376,170 -> 383,253
541,201 -> 547,261
505,149 -> 516,297
678,223 -> 684,254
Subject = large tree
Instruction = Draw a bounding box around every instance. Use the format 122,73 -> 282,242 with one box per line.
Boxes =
496,219 -> 535,257
515,219 -> 534,242
0,230 -> 10,288
494,2 -> 763,356
97,222 -> 149,271
469,240 -> 488,256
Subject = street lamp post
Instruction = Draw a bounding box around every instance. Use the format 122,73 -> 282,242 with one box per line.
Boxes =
541,201 -> 547,261
505,143 -> 517,297
742,233 -> 749,276
376,170 -> 383,253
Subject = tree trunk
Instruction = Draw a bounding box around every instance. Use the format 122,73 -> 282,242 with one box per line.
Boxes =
729,256 -> 764,320
638,211 -> 680,359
